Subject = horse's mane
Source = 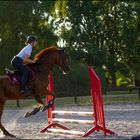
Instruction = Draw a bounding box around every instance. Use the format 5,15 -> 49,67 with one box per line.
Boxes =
34,46 -> 59,60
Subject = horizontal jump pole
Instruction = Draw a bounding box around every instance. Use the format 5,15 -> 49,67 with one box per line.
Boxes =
53,118 -> 94,125
47,128 -> 85,136
52,111 -> 94,117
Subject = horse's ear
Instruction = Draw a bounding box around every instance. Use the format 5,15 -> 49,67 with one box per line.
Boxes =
62,48 -> 66,51
59,48 -> 66,54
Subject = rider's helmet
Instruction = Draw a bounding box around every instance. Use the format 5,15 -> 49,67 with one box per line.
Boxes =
26,35 -> 37,44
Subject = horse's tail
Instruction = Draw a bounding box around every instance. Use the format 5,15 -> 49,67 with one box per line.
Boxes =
0,76 -> 6,102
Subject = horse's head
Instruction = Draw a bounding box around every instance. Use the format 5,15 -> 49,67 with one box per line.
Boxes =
34,46 -> 70,74
56,48 -> 70,74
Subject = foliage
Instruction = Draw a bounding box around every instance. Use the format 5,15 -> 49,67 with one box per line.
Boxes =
0,1 -> 57,73
0,1 -> 139,97
116,77 -> 131,87
52,62 -> 90,97
50,0 -> 140,87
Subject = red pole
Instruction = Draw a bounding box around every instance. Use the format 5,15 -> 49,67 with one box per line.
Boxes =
47,72 -> 55,124
88,68 -> 98,126
87,67 -> 114,136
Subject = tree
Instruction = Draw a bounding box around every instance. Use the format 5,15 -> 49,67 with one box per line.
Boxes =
0,1 -> 57,74
49,0 -> 139,87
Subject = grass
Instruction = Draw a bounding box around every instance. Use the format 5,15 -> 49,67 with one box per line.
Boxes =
106,89 -> 138,95
4,91 -> 140,109
103,93 -> 139,104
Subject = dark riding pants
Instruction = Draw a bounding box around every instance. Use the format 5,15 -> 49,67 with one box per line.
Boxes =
11,56 -> 28,90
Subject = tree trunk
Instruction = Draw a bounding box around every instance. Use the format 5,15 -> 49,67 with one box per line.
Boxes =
111,73 -> 116,87
135,79 -> 140,86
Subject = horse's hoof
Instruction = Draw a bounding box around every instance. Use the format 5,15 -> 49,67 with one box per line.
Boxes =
4,132 -> 16,138
8,134 -> 16,138
23,112 -> 31,118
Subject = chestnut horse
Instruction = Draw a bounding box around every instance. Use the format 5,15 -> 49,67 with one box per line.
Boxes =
0,46 -> 70,137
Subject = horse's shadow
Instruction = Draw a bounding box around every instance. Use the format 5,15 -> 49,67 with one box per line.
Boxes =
0,135 -> 21,139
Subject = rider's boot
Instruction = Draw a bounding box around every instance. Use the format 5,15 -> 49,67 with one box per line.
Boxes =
20,74 -> 32,95
20,87 -> 32,95
20,84 -> 32,95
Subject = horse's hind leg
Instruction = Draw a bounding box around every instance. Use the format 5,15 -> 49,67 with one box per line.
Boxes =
0,101 -> 15,137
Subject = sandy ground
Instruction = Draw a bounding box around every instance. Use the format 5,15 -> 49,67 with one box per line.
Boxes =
0,102 -> 140,139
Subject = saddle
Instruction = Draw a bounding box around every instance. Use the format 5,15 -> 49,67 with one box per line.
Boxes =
6,66 -> 35,85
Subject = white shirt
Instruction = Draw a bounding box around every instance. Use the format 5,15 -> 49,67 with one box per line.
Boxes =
16,44 -> 32,60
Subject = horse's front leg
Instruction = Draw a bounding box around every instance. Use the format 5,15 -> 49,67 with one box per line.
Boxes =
39,89 -> 55,112
23,94 -> 43,118
24,89 -> 55,118
40,98 -> 55,112
23,106 -> 41,118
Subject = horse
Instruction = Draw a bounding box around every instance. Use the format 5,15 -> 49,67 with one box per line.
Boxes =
0,46 -> 70,137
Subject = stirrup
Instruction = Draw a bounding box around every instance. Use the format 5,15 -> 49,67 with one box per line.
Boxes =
20,88 -> 32,95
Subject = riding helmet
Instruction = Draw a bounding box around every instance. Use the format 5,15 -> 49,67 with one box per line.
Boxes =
26,35 -> 37,43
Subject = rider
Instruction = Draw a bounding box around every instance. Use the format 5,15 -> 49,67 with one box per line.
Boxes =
11,35 -> 37,95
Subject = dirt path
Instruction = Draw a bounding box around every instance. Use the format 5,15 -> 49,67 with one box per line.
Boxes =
0,103 -> 140,139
